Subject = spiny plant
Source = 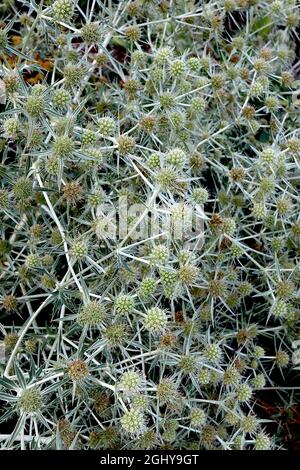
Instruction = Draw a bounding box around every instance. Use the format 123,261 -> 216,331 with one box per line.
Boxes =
0,0 -> 300,451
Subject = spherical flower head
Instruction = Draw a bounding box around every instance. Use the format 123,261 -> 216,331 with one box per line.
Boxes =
191,96 -> 206,113
92,392 -> 111,417
271,299 -> 288,318
25,94 -> 45,119
119,371 -> 142,395
223,367 -> 241,387
118,135 -> 136,155
67,359 -> 89,381
178,264 -> 198,285
147,153 -> 160,170
265,96 -> 279,112
281,70 -> 294,87
64,64 -> 85,86
26,254 -> 40,269
82,129 -> 97,147
260,147 -> 276,165
222,217 -> 236,236
3,117 -> 20,139
225,410 -> 239,426
115,294 -> 135,315
180,81 -> 191,98
87,189 -> 105,207
259,176 -> 275,195
155,47 -> 173,65
236,383 -> 252,402
276,280 -> 295,300
287,137 -> 300,154
166,148 -> 186,169
230,167 -> 245,182
238,281 -> 253,297
135,429 -> 157,450
53,135 -> 74,159
132,395 -> 148,411
254,432 -> 271,450
191,187 -> 209,205
30,223 -> 43,239
138,277 -> 156,300
92,216 -> 111,239
138,115 -> 157,136
270,0 -> 283,15
71,240 -> 88,259
252,346 -> 265,359
188,57 -> 200,72
84,147 -> 103,165
123,78 -> 140,98
25,338 -> 38,354
91,426 -> 119,449
170,111 -> 186,130
155,167 -> 178,190
156,378 -> 178,403
240,414 -> 258,434
150,244 -> 169,266
251,202 -> 266,220
61,181 -> 82,206
149,66 -> 163,83
77,301 -> 106,327
120,409 -> 145,436
178,355 -> 198,375
4,73 -> 19,95
4,332 -> 18,351
132,50 -> 145,65
203,343 -> 222,363
211,73 -> 225,89
230,244 -> 244,258
46,155 -> 59,175
275,350 -> 289,367
251,373 -> 266,388
276,197 -> 292,215
125,25 -> 141,42
32,84 -> 47,97
163,424 -> 177,443
13,177 -> 32,201
98,117 -> 115,136
89,430 -> 102,449
52,0 -> 75,22
159,92 -> 176,109
197,368 -> 211,385
41,274 -> 56,290
18,388 -> 43,414
170,59 -> 185,78
251,81 -> 265,97
80,22 -> 101,44
103,323 -> 128,348
144,307 -> 167,334
209,278 -> 226,298
2,294 -> 17,312
189,408 -> 206,428
52,88 -> 71,109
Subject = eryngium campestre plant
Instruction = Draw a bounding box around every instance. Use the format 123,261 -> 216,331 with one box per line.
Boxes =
0,0 -> 299,451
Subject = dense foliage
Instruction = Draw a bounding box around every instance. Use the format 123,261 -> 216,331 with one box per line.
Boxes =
0,0 -> 300,450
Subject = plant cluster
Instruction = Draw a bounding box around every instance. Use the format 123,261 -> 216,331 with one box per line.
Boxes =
0,0 -> 300,450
